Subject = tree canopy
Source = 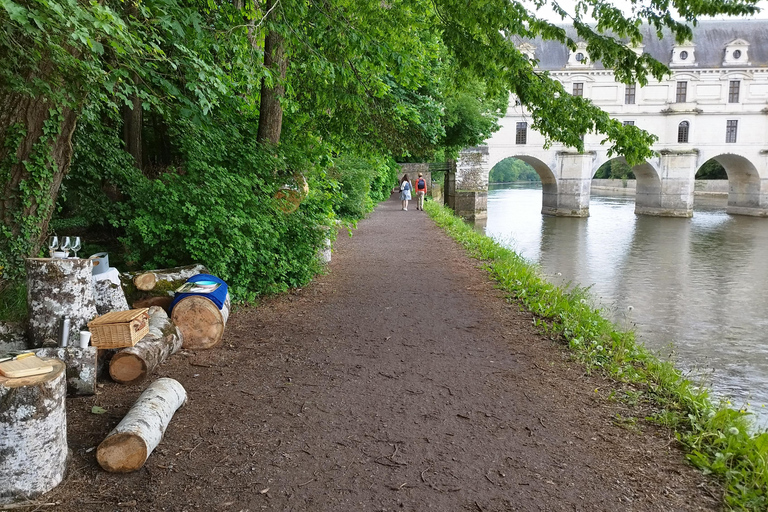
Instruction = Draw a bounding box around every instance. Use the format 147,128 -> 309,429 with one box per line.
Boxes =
0,0 -> 760,293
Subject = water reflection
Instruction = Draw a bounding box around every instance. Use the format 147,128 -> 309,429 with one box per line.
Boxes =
483,183 -> 768,427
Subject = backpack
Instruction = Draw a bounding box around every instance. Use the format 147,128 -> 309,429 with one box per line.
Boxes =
402,181 -> 410,191
417,178 -> 426,190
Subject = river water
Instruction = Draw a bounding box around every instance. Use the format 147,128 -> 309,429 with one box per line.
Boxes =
482,183 -> 768,428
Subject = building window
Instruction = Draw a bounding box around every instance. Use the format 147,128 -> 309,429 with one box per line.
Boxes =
575,52 -> 585,62
573,83 -> 584,97
676,81 -> 687,103
679,50 -> 689,60
726,120 -> 738,143
733,49 -> 742,59
729,80 -> 740,103
677,121 -> 689,143
625,83 -> 636,104
515,122 -> 527,144
623,121 -> 635,126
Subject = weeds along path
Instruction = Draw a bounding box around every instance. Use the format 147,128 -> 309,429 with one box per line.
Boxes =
51,194 -> 719,511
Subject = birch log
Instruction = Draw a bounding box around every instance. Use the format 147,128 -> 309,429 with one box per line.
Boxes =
109,307 -> 183,385
93,279 -> 130,315
35,347 -> 97,395
0,359 -> 67,504
97,377 -> 187,473
172,293 -> 230,350
26,258 -> 98,347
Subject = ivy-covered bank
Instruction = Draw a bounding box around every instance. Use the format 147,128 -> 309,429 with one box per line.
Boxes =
424,202 -> 768,511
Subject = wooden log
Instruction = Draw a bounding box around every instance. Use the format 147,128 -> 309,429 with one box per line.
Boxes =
96,377 -> 187,473
25,258 -> 98,347
93,279 -> 130,315
0,359 -> 67,504
120,264 -> 209,310
35,347 -> 97,396
109,307 -> 183,385
172,293 -> 230,350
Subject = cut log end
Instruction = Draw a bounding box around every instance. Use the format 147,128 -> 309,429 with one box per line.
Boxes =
134,272 -> 158,291
109,352 -> 148,385
97,433 -> 149,473
172,296 -> 226,350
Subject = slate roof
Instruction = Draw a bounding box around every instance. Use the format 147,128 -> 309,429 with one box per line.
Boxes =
521,19 -> 768,70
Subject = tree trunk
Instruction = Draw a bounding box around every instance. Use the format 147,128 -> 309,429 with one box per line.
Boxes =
122,88 -> 143,169
172,293 -> 230,350
109,307 -> 183,385
0,358 -> 68,504
0,92 -> 78,273
35,346 -> 97,396
25,258 -> 98,347
97,377 -> 187,473
256,0 -> 288,145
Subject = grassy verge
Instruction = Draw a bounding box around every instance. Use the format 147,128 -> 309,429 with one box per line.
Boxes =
425,201 -> 768,510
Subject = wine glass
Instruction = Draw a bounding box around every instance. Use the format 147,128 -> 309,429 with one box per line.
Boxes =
60,236 -> 71,257
70,237 -> 82,259
47,236 -> 59,257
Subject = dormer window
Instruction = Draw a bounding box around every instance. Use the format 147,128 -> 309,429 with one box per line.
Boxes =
517,42 -> 537,63
671,42 -> 696,67
724,39 -> 750,66
567,42 -> 592,68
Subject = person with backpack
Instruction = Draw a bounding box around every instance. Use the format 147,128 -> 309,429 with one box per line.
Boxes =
399,173 -> 412,211
415,172 -> 427,211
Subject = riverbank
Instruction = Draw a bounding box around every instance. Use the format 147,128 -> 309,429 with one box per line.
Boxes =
39,194 -> 731,511
590,179 -> 729,196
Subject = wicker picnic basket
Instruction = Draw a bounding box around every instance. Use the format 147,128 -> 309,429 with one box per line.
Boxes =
87,308 -> 150,348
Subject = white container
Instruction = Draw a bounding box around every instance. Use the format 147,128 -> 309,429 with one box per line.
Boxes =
52,251 -> 67,258
78,331 -> 91,349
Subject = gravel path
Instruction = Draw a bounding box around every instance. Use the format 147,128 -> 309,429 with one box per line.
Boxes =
50,194 -> 721,511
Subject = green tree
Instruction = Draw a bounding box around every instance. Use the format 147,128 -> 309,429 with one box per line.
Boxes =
594,159 -> 636,179
489,158 -> 541,183
696,159 -> 728,179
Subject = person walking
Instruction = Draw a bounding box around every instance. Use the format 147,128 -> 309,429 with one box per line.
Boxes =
415,172 -> 427,210
400,174 -> 412,211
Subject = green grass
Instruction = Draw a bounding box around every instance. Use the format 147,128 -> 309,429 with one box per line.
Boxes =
425,201 -> 768,510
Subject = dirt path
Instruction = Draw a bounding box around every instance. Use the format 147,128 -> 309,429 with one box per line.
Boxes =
50,195 -> 721,511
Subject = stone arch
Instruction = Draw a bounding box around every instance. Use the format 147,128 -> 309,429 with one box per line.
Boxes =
592,156 -> 663,215
698,152 -> 766,214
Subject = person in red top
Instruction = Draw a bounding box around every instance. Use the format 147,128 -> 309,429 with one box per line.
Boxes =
414,172 -> 427,211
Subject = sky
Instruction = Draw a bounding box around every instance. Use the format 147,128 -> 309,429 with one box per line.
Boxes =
529,0 -> 768,22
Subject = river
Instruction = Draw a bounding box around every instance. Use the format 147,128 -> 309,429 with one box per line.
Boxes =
482,183 -> 768,428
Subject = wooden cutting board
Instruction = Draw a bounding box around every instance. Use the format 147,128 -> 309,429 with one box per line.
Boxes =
0,355 -> 54,378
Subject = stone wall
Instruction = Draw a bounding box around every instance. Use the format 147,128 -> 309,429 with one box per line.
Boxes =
591,179 -> 728,196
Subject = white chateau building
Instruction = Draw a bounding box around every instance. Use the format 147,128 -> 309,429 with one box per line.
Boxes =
452,20 -> 768,219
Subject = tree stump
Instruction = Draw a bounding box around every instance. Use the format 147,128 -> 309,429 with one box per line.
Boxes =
26,258 -> 98,347
97,377 -> 187,473
36,347 -> 97,395
93,279 -> 130,315
109,307 -> 183,385
172,293 -> 230,350
120,264 -> 209,310
0,358 -> 68,504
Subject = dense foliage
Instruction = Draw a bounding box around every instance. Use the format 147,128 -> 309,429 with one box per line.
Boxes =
0,0 -> 760,299
489,158 -> 541,183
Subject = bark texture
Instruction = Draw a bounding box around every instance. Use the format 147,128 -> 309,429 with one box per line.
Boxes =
172,293 -> 230,350
35,347 -> 97,396
93,279 -> 130,315
0,359 -> 68,504
0,91 -> 78,258
109,307 -> 183,385
256,0 -> 287,145
26,258 -> 98,347
96,377 -> 187,473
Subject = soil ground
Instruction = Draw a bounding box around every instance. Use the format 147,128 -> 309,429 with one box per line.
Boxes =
43,194 -> 722,511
